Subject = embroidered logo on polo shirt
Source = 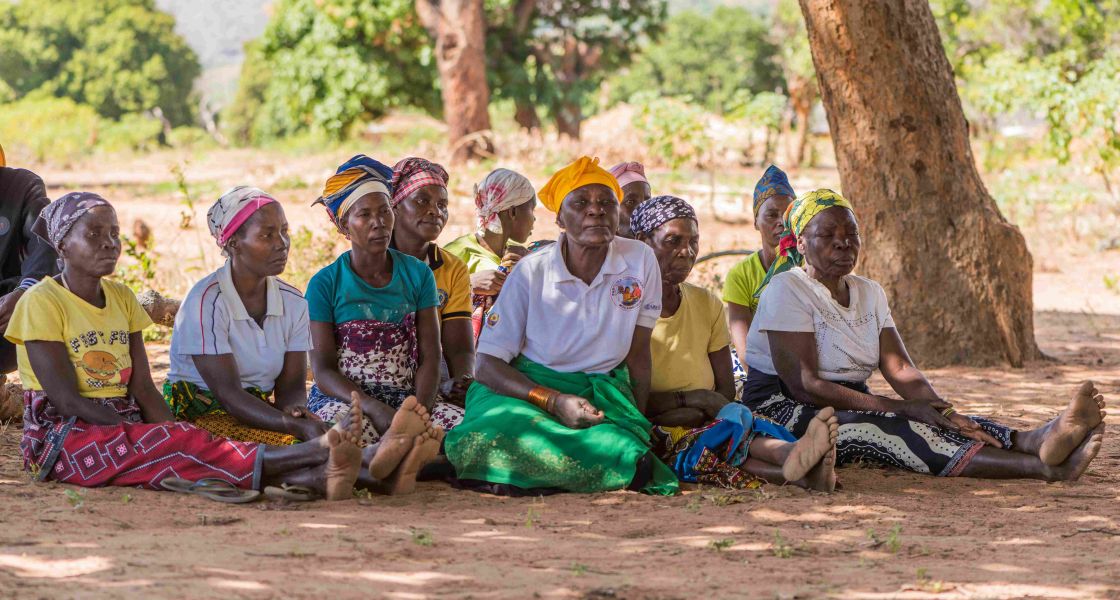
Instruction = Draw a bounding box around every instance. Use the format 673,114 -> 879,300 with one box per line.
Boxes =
486,311 -> 500,328
610,276 -> 643,310
437,288 -> 449,308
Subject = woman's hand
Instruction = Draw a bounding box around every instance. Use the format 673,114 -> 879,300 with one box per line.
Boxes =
947,412 -> 1003,448
285,409 -> 328,441
551,394 -> 605,429
445,374 -> 474,407
896,398 -> 959,432
470,269 -> 507,296
683,390 -> 730,419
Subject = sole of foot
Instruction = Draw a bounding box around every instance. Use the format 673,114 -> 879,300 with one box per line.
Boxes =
803,442 -> 838,493
1039,381 -> 1106,466
386,427 -> 445,496
783,406 -> 839,482
367,434 -> 415,480
1051,423 -> 1104,482
324,401 -> 365,501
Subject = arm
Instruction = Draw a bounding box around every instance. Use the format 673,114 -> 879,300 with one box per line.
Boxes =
725,301 -> 752,365
475,353 -> 603,428
644,346 -> 733,423
127,332 -> 174,423
413,306 -> 442,409
440,317 -> 475,405
26,341 -> 124,424
469,269 -> 506,296
308,320 -> 397,433
623,325 -> 653,415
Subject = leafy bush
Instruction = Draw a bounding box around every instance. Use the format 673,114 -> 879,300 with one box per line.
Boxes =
0,96 -> 100,163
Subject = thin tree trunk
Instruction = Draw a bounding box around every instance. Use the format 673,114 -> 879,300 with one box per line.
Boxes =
798,0 -> 1039,367
416,0 -> 494,163
514,98 -> 541,132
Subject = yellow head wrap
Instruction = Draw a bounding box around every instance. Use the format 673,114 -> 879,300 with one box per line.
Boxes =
754,188 -> 855,298
537,156 -> 622,213
0,142 -> 6,168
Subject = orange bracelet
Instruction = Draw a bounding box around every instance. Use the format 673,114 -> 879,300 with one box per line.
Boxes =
527,386 -> 559,413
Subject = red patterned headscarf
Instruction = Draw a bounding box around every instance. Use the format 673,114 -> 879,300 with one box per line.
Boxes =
390,157 -> 449,208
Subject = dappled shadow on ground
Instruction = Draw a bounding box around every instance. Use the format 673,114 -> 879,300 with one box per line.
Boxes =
0,309 -> 1118,598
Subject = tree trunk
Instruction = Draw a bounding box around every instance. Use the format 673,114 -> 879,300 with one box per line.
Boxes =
798,0 -> 1039,367
416,0 -> 494,163
514,98 -> 541,132
554,101 -> 582,139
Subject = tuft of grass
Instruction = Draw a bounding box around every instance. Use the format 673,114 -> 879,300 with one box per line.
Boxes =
411,528 -> 434,547
709,538 -> 735,552
885,524 -> 903,554
121,493 -> 133,504
571,563 -> 588,576
524,505 -> 539,528
64,489 -> 85,509
772,530 -> 793,559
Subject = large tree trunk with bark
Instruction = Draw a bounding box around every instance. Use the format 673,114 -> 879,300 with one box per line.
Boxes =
798,0 -> 1039,367
416,0 -> 494,162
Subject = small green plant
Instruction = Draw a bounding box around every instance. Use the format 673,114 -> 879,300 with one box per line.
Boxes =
885,524 -> 903,554
411,528 -> 434,547
772,530 -> 793,558
1104,274 -> 1119,293
685,496 -> 703,513
709,538 -> 735,552
64,489 -> 84,509
524,504 -> 539,528
121,493 -> 133,504
571,563 -> 588,576
117,235 -> 156,293
171,162 -> 195,230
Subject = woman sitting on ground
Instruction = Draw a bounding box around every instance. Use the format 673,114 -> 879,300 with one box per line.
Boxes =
609,161 -> 652,239
724,165 -> 795,365
165,187 -> 322,445
306,155 -> 456,445
743,189 -> 1106,480
444,168 -> 537,341
445,157 -> 678,495
5,192 -> 382,501
387,158 -> 474,407
633,195 -> 837,492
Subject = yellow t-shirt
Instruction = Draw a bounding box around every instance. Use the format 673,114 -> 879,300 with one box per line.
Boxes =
5,278 -> 153,397
650,283 -> 732,393
430,246 -> 472,321
721,252 -> 767,311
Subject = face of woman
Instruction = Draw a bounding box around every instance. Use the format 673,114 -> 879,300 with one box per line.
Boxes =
228,202 -> 290,277
341,193 -> 395,255
60,206 -> 121,277
503,197 -> 537,243
755,195 -> 792,249
617,181 -> 652,238
798,206 -> 861,278
644,218 -> 699,286
394,184 -> 448,244
557,184 -> 619,247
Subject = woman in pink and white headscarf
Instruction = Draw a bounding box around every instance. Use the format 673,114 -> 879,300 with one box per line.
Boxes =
609,162 -> 652,239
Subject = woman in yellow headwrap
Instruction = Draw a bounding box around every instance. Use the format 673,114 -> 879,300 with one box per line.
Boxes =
444,157 -> 679,495
742,189 -> 1106,480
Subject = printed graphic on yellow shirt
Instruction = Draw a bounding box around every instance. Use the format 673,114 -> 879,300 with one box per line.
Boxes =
76,350 -> 132,389
437,288 -> 449,309
611,276 -> 643,310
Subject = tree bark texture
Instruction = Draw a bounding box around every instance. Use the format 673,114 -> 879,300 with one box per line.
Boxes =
798,0 -> 1039,367
416,0 -> 494,162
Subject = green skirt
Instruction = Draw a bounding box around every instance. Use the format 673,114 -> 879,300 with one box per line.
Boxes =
444,356 -> 678,495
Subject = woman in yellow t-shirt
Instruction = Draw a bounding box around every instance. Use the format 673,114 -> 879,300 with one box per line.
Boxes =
4,192 -> 400,502
722,165 -> 796,365
633,195 -> 838,492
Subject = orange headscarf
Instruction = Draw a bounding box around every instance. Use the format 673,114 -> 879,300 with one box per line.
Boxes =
537,156 -> 622,213
0,142 -> 6,168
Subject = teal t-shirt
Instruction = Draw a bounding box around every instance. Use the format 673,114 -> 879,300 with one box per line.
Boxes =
306,249 -> 440,325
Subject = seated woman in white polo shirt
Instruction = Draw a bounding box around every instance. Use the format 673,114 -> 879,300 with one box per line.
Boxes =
165,187 -> 324,445
444,157 -> 679,495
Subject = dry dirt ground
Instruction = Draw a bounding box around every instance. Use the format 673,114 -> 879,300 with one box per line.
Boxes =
1,150 -> 1119,599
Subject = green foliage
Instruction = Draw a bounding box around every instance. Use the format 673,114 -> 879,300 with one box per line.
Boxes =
0,96 -> 99,163
97,113 -> 164,153
612,7 -> 783,114
0,0 -> 199,125
631,93 -> 712,169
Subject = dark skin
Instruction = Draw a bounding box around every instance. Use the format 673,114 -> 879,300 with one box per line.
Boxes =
392,183 -> 474,405
189,203 -> 327,441
638,217 -> 734,427
471,198 -> 537,296
726,194 -> 792,364
616,181 -> 652,239
475,183 -> 649,426
309,193 -> 442,434
768,206 -> 1086,480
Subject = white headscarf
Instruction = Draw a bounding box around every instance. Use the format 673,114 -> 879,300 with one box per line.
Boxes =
473,168 -> 536,234
207,186 -> 277,255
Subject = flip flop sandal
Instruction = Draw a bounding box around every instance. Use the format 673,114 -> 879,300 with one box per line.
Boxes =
264,483 -> 318,502
161,477 -> 261,504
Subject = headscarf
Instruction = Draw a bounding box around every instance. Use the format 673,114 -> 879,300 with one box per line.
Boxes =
754,188 -> 855,298
753,165 -> 796,217
629,195 -> 696,238
474,168 -> 536,234
538,156 -> 622,213
32,192 -> 113,251
315,154 -> 394,225
207,186 -> 277,253
390,157 -> 449,208
0,142 -> 6,168
609,161 -> 649,189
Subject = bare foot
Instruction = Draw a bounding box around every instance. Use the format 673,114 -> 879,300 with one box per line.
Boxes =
1046,423 -> 1104,481
368,434 -> 415,480
801,429 -> 839,493
324,401 -> 364,501
384,427 -> 445,496
782,406 -> 838,482
1039,381 -> 1106,466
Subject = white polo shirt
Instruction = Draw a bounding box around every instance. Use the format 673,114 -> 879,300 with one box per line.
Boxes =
478,236 -> 662,374
169,261 -> 313,392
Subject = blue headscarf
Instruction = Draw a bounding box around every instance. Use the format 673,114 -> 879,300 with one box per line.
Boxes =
315,154 -> 395,224
752,165 -> 796,217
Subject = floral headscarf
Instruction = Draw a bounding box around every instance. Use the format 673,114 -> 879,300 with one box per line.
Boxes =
207,186 -> 277,253
753,165 -> 796,217
474,168 -> 536,234
754,188 -> 855,298
629,195 -> 696,237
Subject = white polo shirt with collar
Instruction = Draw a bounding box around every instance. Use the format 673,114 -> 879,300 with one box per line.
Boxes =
478,236 -> 662,374
169,261 -> 313,392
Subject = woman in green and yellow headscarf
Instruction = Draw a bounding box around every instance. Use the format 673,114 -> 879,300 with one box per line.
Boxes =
444,156 -> 679,496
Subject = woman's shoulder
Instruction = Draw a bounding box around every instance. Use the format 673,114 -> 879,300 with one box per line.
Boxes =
443,233 -> 475,256
436,246 -> 469,274
181,270 -> 223,303
307,253 -> 348,287
102,278 -> 140,301
680,281 -> 720,305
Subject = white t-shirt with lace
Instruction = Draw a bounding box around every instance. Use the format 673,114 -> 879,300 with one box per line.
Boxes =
745,267 -> 895,383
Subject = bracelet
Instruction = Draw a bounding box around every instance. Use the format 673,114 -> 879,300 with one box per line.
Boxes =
941,406 -> 956,417
527,386 -> 559,413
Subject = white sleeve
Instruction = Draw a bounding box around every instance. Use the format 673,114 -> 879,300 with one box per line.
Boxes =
875,281 -> 896,329
636,248 -> 663,329
171,282 -> 232,355
754,274 -> 815,333
287,298 -> 313,352
476,264 -> 530,363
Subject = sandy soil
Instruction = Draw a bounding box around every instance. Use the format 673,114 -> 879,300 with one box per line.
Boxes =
1,150 -> 1119,599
